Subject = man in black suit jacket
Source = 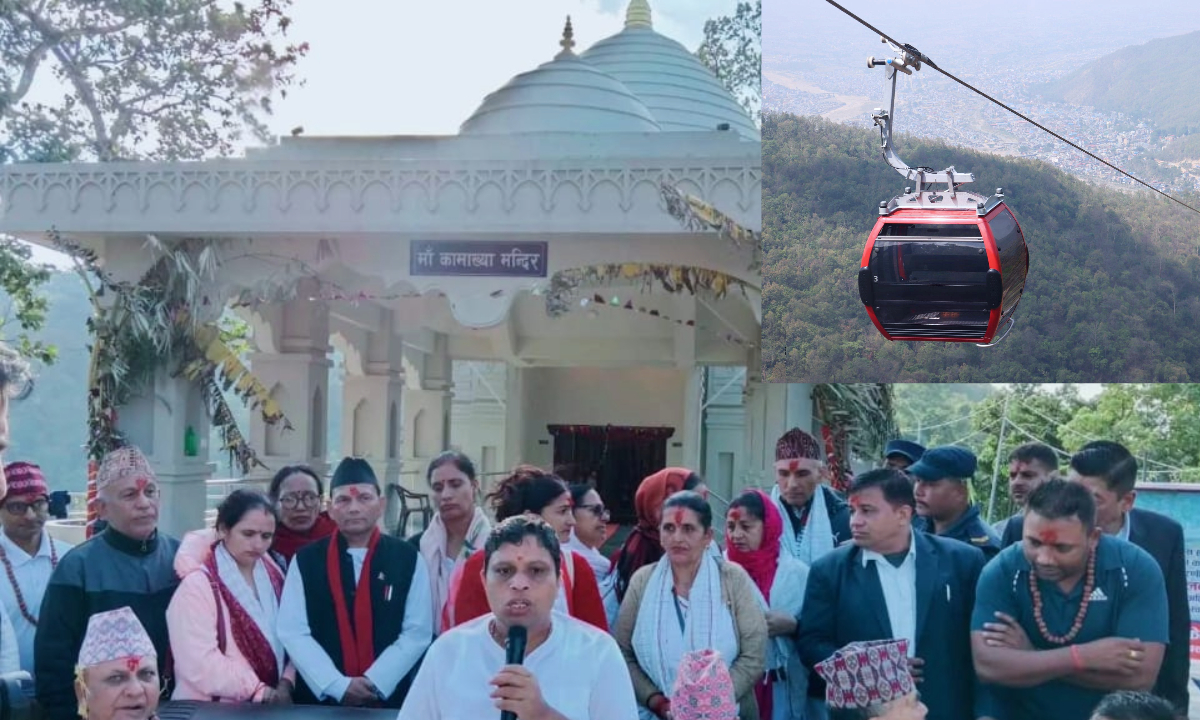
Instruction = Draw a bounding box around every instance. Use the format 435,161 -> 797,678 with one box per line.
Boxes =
797,468 -> 998,720
1001,442 -> 1189,718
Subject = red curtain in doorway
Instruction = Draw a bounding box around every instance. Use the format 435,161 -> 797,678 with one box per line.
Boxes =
548,425 -> 674,525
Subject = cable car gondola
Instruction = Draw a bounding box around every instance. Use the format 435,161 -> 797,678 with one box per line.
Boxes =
856,41 -> 1028,346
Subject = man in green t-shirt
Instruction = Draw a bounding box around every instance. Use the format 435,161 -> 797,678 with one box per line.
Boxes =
970,478 -> 1168,720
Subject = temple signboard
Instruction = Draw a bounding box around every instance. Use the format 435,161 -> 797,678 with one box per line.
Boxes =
410,241 -> 548,277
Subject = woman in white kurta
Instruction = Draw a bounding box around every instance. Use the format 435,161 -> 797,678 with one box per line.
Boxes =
725,489 -> 810,720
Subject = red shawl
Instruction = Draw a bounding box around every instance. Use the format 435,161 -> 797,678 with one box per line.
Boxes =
724,489 -> 783,720
203,549 -> 285,686
327,529 -> 380,678
271,512 -> 338,560
725,489 -> 783,602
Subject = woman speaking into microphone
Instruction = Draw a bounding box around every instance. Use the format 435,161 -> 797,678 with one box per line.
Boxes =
397,516 -> 638,719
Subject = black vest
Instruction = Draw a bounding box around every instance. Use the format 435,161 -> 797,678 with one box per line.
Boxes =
292,532 -> 421,708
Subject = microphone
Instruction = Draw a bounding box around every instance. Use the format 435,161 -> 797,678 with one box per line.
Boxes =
500,625 -> 528,720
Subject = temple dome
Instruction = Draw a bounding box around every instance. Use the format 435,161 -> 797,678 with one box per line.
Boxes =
460,18 -> 661,136
580,0 -> 759,140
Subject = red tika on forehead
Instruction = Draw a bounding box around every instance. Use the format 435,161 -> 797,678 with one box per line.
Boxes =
728,507 -> 744,522
671,508 -> 686,525
125,657 -> 140,672
1039,530 -> 1058,544
788,459 -> 800,472
776,428 -> 821,462
849,496 -> 863,510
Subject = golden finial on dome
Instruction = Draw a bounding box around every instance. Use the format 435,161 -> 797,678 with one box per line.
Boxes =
626,0 -> 652,28
556,16 -> 576,58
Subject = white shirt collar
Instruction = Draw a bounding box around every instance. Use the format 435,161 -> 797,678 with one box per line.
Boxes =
0,528 -> 53,562
861,528 -> 918,567
1117,513 -> 1131,541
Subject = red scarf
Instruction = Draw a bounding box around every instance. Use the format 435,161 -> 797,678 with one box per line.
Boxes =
272,513 -> 338,560
327,529 -> 380,677
725,489 -> 783,602
204,549 -> 284,686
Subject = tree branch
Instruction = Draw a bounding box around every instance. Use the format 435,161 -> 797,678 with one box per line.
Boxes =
50,44 -> 115,160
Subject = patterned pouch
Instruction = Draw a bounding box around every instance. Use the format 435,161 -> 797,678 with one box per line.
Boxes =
670,648 -> 739,720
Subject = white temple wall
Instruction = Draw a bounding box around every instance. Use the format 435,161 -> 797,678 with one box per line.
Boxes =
520,367 -> 689,469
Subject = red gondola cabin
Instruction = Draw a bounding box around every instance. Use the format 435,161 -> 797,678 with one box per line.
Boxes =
857,190 -> 1028,343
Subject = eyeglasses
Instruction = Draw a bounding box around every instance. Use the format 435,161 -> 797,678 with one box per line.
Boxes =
578,503 -> 609,519
279,492 -> 320,510
3,497 -> 49,516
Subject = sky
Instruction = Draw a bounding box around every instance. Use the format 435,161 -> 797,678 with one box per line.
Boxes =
19,0 -> 743,267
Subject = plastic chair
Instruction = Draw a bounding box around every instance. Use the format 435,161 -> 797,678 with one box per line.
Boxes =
390,483 -> 433,538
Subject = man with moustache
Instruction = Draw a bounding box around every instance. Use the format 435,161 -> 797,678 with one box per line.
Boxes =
36,445 -> 181,720
972,479 -> 1167,720
884,440 -> 925,472
798,468 -> 995,720
996,443 -> 1058,542
0,462 -> 74,674
278,457 -> 432,708
909,447 -> 1001,559
398,516 -> 636,719
992,442 -> 1189,718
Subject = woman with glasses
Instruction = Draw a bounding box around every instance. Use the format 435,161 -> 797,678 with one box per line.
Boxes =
167,489 -> 295,703
267,465 -> 337,562
409,451 -> 491,633
566,483 -> 619,630
442,465 -> 609,632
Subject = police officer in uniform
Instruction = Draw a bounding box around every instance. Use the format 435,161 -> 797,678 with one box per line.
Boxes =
883,439 -> 925,471
908,446 -> 1002,559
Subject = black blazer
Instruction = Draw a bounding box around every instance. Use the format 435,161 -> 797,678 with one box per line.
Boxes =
797,530 -> 991,720
999,509 -> 1189,714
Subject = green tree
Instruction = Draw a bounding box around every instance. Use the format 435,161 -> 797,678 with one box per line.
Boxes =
893,384 -> 993,448
1,0 -> 308,162
0,237 -> 53,364
697,0 -> 760,125
0,0 -> 309,366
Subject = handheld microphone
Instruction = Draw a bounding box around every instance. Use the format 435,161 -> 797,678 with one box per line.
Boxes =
500,625 -> 528,720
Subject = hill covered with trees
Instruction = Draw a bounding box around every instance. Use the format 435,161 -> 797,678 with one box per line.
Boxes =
762,113 -> 1200,382
1034,30 -> 1200,136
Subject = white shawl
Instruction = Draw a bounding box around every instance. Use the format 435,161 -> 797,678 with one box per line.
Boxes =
631,553 -> 738,720
567,531 -> 619,630
214,544 -> 284,676
420,506 -> 492,627
772,485 -> 835,566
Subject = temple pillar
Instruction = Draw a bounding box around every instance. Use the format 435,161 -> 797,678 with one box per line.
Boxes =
404,334 -> 453,486
116,370 -> 212,537
247,280 -> 332,481
341,319 -> 405,530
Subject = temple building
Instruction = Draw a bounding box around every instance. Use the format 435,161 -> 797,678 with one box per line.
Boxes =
0,0 -> 782,534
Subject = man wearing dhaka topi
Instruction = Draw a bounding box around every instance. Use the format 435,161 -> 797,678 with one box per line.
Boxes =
73,607 -> 161,720
37,446 -> 180,720
771,428 -> 851,566
971,478 -> 1168,720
